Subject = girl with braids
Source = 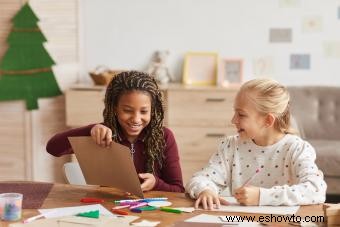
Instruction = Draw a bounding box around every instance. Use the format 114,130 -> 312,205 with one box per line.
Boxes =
46,71 -> 184,192
186,78 -> 326,209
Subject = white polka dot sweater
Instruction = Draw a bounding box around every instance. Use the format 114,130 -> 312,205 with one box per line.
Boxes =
185,134 -> 327,206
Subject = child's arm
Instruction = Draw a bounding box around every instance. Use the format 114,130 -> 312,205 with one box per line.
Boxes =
259,141 -> 327,206
46,124 -> 96,157
185,137 -> 233,200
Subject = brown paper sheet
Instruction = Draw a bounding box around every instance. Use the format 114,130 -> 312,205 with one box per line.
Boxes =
68,137 -> 144,198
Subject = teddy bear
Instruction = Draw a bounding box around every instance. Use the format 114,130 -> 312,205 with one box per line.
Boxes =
147,50 -> 172,84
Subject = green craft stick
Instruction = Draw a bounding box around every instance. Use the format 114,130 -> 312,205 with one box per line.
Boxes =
139,206 -> 157,211
160,207 -> 182,214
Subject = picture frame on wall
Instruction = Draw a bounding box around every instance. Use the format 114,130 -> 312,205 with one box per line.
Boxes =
182,52 -> 218,85
218,59 -> 243,86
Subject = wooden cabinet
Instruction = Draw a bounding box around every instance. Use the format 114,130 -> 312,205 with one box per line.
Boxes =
66,88 -> 105,127
65,84 -> 238,184
166,85 -> 238,183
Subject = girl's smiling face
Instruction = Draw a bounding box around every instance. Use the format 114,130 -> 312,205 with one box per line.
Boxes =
231,91 -> 267,141
115,90 -> 152,143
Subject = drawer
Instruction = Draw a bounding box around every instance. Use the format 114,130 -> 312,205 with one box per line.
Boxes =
66,90 -> 105,127
0,152 -> 26,180
172,126 -> 236,155
167,90 -> 237,127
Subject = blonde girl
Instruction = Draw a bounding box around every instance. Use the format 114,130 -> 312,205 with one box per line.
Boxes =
186,78 -> 326,209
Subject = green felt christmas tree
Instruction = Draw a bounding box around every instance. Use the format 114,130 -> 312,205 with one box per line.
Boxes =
0,2 -> 62,110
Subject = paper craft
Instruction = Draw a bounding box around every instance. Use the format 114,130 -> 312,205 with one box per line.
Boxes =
184,214 -> 260,226
10,215 -> 139,227
197,197 -> 299,215
131,220 -> 161,226
68,137 -> 144,198
38,204 -> 113,218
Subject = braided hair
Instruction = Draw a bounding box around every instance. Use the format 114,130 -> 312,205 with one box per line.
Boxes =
103,71 -> 165,173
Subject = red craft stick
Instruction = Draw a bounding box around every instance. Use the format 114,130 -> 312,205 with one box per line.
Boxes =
80,197 -> 105,203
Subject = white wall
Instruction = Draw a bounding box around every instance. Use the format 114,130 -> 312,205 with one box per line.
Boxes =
80,0 -> 340,86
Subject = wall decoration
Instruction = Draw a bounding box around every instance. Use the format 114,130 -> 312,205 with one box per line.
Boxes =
218,59 -> 243,86
0,3 -> 62,110
253,57 -> 274,77
182,52 -> 218,85
302,16 -> 322,33
269,28 -> 292,43
338,6 -> 340,19
324,41 -> 340,58
279,0 -> 300,8
290,54 -> 310,70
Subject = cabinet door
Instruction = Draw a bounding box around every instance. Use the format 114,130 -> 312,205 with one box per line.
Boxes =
172,126 -> 236,183
66,90 -> 105,127
167,90 -> 236,127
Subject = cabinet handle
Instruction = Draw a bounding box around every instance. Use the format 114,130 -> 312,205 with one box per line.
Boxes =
205,98 -> 225,102
206,133 -> 225,138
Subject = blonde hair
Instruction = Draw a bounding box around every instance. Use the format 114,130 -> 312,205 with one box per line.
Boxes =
239,78 -> 295,134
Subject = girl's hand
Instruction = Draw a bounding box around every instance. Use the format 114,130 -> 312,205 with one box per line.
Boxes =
90,124 -> 112,147
234,185 -> 260,205
195,189 -> 229,210
139,173 -> 156,191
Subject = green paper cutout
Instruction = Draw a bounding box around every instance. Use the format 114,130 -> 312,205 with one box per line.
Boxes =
0,2 -> 62,110
12,3 -> 39,29
8,31 -> 47,44
0,72 -> 62,110
76,210 -> 100,219
0,45 -> 55,70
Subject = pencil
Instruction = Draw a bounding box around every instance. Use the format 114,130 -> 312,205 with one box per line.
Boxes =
23,213 -> 45,224
241,168 -> 261,187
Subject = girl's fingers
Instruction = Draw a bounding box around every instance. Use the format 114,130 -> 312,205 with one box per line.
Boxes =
194,197 -> 202,209
202,197 -> 208,210
215,197 -> 221,209
219,197 -> 229,206
207,196 -> 214,210
95,127 -> 102,145
105,130 -> 112,146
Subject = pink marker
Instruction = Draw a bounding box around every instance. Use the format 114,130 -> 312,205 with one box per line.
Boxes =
129,202 -> 148,210
241,168 -> 261,187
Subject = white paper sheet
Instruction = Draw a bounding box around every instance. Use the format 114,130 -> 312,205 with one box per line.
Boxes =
38,204 -> 114,218
197,197 -> 299,215
185,214 -> 261,226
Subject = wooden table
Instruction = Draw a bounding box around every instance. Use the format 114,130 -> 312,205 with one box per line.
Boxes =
2,183 -> 326,227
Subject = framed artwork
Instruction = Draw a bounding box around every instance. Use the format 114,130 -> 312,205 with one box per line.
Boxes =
218,59 -> 243,86
182,52 -> 218,85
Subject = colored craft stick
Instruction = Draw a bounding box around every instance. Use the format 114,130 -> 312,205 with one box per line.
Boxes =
129,202 -> 148,209
130,208 -> 142,213
119,201 -> 142,206
111,209 -> 128,215
138,206 -> 157,211
160,207 -> 182,214
112,205 -> 130,210
114,197 -> 168,204
80,197 -> 105,203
